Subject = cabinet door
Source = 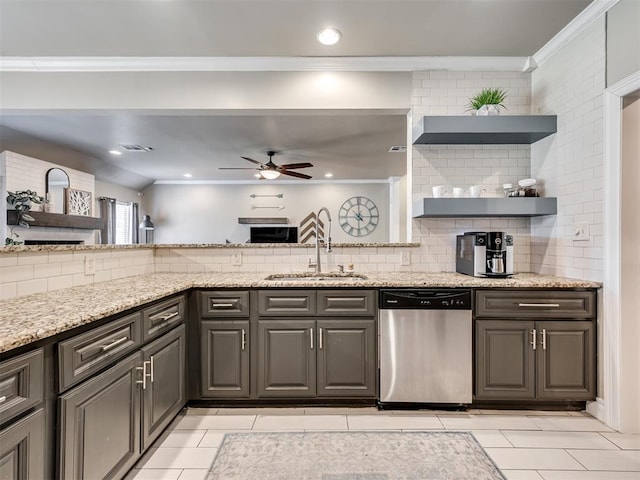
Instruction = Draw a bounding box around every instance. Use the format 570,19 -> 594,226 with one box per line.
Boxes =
257,320 -> 316,397
59,352 -> 142,480
475,320 -> 535,400
200,321 -> 250,398
536,321 -> 595,400
0,409 -> 45,480
316,319 -> 376,397
141,325 -> 186,450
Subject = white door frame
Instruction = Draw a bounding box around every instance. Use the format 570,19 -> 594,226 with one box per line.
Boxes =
603,70 -> 640,431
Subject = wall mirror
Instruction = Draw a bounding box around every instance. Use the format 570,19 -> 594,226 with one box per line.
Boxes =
45,168 -> 70,214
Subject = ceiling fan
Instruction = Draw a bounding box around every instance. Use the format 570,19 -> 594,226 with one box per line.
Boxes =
219,151 -> 313,179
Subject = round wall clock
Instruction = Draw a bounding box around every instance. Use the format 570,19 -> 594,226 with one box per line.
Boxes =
339,196 -> 380,237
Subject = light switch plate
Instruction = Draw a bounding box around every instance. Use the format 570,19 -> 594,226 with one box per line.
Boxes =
231,253 -> 242,266
400,250 -> 411,266
573,222 -> 590,241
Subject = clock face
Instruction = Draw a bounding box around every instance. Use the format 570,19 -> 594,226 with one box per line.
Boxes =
339,196 -> 379,237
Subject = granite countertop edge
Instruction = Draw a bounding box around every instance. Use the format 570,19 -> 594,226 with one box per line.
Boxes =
0,272 -> 602,354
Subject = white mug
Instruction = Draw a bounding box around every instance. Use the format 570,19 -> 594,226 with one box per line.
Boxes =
432,185 -> 449,198
452,187 -> 464,198
469,185 -> 486,198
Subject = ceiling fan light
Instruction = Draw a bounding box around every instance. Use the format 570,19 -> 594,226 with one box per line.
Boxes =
317,28 -> 341,46
260,169 -> 281,180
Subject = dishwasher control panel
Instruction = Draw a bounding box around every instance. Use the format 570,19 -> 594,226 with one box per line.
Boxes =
379,289 -> 472,310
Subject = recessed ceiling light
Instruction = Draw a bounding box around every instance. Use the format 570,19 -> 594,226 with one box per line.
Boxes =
183,173 -> 192,178
324,172 -> 334,178
108,149 -> 122,156
317,28 -> 341,46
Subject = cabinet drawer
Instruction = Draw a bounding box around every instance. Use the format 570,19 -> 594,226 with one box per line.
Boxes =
258,290 -> 316,316
475,290 -> 596,319
58,312 -> 142,392
142,295 -> 185,341
201,291 -> 250,318
317,290 -> 376,316
0,349 -> 44,423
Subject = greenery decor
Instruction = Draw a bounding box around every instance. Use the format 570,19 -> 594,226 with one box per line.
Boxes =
467,88 -> 508,112
5,190 -> 44,245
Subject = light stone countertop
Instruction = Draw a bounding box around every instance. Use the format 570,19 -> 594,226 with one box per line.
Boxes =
0,272 -> 601,354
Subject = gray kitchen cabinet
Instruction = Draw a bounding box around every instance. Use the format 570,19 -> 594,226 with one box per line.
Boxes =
316,319 -> 376,397
0,348 -> 44,424
141,324 -> 186,450
475,320 -> 536,399
475,320 -> 595,401
0,408 -> 45,480
59,352 -> 142,480
201,320 -> 250,398
256,289 -> 377,399
474,289 -> 596,402
257,319 -> 317,397
536,321 -> 595,400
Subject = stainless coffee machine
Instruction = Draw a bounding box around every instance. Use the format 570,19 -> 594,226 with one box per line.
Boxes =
456,231 -> 514,277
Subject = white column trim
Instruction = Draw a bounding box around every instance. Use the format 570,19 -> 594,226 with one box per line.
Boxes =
603,71 -> 640,431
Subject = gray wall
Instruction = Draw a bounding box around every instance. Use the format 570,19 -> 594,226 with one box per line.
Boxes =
607,0 -> 640,86
142,182 -> 390,244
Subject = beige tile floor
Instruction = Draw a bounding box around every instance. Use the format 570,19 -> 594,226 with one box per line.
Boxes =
126,408 -> 640,480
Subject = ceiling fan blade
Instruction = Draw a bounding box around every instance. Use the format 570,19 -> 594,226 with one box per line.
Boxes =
280,170 -> 312,180
241,156 -> 265,166
279,162 -> 314,169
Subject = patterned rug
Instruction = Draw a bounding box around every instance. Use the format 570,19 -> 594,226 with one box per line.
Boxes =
207,431 -> 505,480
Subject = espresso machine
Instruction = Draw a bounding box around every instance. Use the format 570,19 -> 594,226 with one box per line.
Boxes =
456,231 -> 514,277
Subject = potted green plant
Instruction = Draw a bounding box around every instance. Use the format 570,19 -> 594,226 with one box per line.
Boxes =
5,190 -> 44,245
467,88 -> 508,116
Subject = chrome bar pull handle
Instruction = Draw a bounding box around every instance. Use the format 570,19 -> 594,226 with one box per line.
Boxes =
310,328 -> 314,350
149,356 -> 155,383
241,329 -> 246,351
136,361 -> 149,390
0,395 -> 6,404
159,311 -> 179,322
540,329 -> 547,350
101,336 -> 129,351
518,303 -> 560,308
211,303 -> 234,308
319,328 -> 323,349
530,329 -> 537,350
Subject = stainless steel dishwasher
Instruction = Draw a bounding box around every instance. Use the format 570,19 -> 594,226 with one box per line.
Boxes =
379,289 -> 473,406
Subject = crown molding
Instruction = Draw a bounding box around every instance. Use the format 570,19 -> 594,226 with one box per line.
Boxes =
0,56 -> 529,73
154,179 -> 393,185
533,0 -> 620,67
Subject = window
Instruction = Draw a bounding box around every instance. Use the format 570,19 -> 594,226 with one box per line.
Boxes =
115,201 -> 133,244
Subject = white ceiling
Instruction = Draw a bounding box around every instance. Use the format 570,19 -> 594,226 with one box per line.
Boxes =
0,0 -> 593,189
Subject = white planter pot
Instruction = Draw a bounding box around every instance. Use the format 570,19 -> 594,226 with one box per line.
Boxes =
476,104 -> 500,116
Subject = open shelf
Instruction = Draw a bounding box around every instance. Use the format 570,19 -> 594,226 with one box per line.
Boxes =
238,217 -> 289,224
412,197 -> 557,218
412,115 -> 557,144
7,210 -> 105,230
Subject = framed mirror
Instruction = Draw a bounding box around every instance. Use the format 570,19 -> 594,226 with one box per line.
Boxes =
45,168 -> 70,214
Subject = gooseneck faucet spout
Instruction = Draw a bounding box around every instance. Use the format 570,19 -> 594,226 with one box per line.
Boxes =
312,207 -> 332,273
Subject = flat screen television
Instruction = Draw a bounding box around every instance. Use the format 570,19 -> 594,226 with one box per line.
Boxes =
250,227 -> 298,243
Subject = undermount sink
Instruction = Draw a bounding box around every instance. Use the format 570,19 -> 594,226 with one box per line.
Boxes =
264,273 -> 368,282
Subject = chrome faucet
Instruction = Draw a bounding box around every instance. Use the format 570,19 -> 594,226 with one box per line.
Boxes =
309,207 -> 332,273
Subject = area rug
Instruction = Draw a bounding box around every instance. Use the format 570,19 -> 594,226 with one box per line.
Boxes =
207,431 -> 505,480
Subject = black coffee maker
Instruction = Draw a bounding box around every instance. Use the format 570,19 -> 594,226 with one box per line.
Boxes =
456,231 -> 514,277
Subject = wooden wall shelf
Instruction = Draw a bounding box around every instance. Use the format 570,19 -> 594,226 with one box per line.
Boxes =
7,211 -> 105,230
238,218 -> 289,224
